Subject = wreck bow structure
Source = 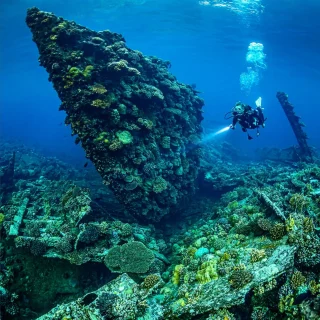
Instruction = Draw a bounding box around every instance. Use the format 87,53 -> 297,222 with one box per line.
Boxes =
276,92 -> 313,162
26,8 -> 204,221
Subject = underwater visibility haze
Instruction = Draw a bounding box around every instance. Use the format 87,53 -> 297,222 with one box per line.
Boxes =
1,0 -> 320,319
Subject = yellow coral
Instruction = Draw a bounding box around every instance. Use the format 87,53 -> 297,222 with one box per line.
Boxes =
250,249 -> 266,263
114,60 -> 128,71
91,99 -> 110,109
285,215 -> 295,232
177,298 -> 186,307
63,80 -> 74,89
83,65 -> 94,77
63,66 -> 83,88
172,264 -> 184,285
92,84 -> 107,95
196,260 -> 218,284
254,279 -> 277,296
291,271 -> 306,289
254,285 -> 265,296
0,213 -> 5,225
57,21 -> 67,29
220,252 -> 231,262
68,67 -> 81,77
279,295 -> 294,314
303,217 -> 314,233
309,280 -> 320,296
289,193 -> 309,212
94,132 -> 108,143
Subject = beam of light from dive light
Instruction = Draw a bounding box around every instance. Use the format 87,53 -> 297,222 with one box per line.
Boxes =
215,126 -> 231,135
201,126 -> 231,144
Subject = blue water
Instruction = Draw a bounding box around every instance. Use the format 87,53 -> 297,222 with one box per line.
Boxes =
1,0 -> 320,163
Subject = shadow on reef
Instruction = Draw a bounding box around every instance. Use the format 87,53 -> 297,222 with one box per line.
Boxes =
2,244 -> 113,320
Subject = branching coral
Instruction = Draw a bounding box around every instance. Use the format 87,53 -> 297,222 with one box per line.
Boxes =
250,249 -> 266,263
289,193 -> 309,212
290,271 -> 306,290
229,267 -> 253,289
269,222 -> 286,240
142,274 -> 160,289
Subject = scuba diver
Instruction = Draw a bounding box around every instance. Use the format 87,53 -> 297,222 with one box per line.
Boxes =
225,97 -> 266,140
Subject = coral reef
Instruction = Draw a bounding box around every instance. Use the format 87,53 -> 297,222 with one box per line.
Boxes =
1,137 -> 320,319
0,142 -> 169,318
26,8 -> 204,221
0,8 -> 320,320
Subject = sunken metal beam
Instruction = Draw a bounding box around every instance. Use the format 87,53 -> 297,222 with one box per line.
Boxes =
276,92 -> 313,162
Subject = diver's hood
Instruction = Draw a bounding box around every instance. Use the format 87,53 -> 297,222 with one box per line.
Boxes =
233,102 -> 244,113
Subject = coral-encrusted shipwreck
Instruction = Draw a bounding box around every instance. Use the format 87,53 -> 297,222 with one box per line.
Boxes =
26,8 -> 204,221
276,92 -> 313,162
1,140 -> 320,319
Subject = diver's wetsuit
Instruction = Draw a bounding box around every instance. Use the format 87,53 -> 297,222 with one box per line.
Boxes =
232,104 -> 265,138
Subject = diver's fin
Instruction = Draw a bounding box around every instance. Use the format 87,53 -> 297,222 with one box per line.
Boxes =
255,97 -> 262,108
248,134 -> 253,140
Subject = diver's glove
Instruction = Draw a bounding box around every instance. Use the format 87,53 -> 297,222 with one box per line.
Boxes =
229,124 -> 235,129
255,97 -> 262,108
